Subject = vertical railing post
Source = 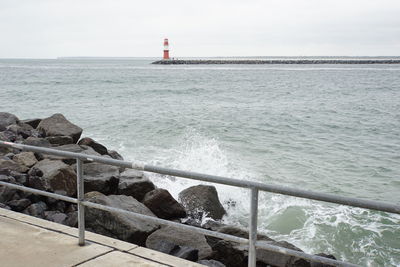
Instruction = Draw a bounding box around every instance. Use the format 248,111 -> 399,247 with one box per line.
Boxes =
77,158 -> 85,246
248,187 -> 259,267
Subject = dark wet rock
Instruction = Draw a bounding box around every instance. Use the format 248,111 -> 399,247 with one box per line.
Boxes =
13,152 -> 38,167
79,162 -> 120,195
0,203 -> 10,210
108,150 -> 123,160
10,171 -> 28,185
117,170 -> 155,201
23,201 -> 47,218
149,239 -> 199,261
0,112 -> 19,131
143,188 -> 186,219
23,137 -> 51,147
4,153 -> 15,159
0,158 -> 29,173
179,185 -> 226,221
84,191 -> 159,246
21,118 -> 42,129
198,260 -> 226,267
310,253 -> 336,267
32,159 -> 77,196
7,198 -> 31,212
28,167 -> 43,177
37,113 -> 83,143
7,124 -> 32,139
44,144 -> 100,164
45,136 -> 74,146
44,211 -> 68,224
0,176 -> 17,203
146,226 -> 213,260
78,137 -> 108,155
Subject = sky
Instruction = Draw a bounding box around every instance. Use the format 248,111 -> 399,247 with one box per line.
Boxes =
1,0 -> 400,58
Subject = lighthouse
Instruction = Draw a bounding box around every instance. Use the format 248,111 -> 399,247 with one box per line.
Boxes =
163,38 -> 170,60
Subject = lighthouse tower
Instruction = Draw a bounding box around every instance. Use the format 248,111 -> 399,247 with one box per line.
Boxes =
163,38 -> 170,60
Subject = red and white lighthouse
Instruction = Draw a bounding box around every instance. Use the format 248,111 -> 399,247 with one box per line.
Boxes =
163,38 -> 170,60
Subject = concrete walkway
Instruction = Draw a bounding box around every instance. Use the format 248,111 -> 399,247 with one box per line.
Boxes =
0,208 -> 204,267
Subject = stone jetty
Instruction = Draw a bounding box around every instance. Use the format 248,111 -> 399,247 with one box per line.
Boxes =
152,59 -> 400,65
0,112 -> 336,267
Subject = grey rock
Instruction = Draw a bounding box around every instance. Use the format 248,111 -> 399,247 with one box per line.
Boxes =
79,162 -> 120,195
179,185 -> 226,221
0,158 -> 29,173
310,253 -> 336,267
44,144 -> 100,164
44,211 -> 68,224
171,245 -> 198,261
0,112 -> 19,131
23,137 -> 51,147
65,211 -> 78,227
143,188 -> 186,219
13,152 -> 38,167
7,198 -> 31,211
78,137 -> 108,155
0,176 -> 17,203
7,123 -> 34,139
0,203 -> 10,210
108,150 -> 123,160
46,136 -> 74,146
118,171 -> 155,201
32,159 -> 77,196
37,113 -> 82,143
198,260 -> 226,267
146,226 -> 213,260
21,118 -> 42,129
24,201 -> 48,218
84,191 -> 159,246
0,130 -> 18,142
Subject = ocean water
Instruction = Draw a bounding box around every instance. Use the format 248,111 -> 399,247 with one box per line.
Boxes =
1,58 -> 399,266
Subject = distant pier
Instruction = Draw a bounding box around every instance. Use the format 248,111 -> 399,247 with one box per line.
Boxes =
152,59 -> 400,65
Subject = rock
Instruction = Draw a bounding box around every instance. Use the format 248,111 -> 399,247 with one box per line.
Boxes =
7,123 -> 34,139
310,253 -> 336,267
146,226 -> 213,260
0,112 -> 19,131
23,137 -> 51,147
198,260 -> 226,267
108,150 -> 123,160
23,201 -> 47,218
13,152 -> 38,167
179,185 -> 226,221
0,176 -> 17,203
65,211 -> 78,227
0,158 -> 29,173
78,137 -> 108,155
37,114 -> 82,143
45,136 -> 74,146
256,240 -> 310,267
117,170 -> 155,201
44,144 -> 101,164
0,203 -> 10,210
21,118 -> 42,129
0,129 -> 18,142
7,198 -> 31,211
143,188 -> 186,219
10,171 -> 28,185
84,191 -> 159,246
79,162 -> 120,195
32,159 -> 77,196
148,240 -> 199,261
44,211 -> 68,224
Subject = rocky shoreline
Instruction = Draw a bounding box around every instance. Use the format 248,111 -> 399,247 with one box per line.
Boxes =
152,59 -> 400,65
0,112 -> 335,267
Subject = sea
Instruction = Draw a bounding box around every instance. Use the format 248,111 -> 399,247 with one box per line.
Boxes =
1,58 -> 399,266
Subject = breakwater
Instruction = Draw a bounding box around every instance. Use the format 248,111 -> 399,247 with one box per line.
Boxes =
152,59 -> 400,64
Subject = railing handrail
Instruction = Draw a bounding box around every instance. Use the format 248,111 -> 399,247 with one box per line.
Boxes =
1,141 -> 399,267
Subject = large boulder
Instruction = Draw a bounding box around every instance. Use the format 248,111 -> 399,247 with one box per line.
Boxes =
45,136 -> 74,146
179,185 -> 226,221
13,152 -> 38,167
23,137 -> 51,147
117,169 -> 155,201
37,114 -> 82,143
32,159 -> 77,196
78,137 -> 108,155
0,112 -> 19,131
7,123 -> 36,139
0,158 -> 29,173
79,162 -> 120,195
146,226 -> 213,260
84,191 -> 159,246
21,118 -> 42,129
143,188 -> 186,220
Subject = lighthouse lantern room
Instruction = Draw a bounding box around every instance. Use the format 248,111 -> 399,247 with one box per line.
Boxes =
163,38 -> 170,60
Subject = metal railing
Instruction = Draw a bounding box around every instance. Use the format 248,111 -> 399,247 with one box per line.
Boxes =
1,141 -> 399,267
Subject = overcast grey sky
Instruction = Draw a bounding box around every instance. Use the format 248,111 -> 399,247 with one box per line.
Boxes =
1,0 -> 400,58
